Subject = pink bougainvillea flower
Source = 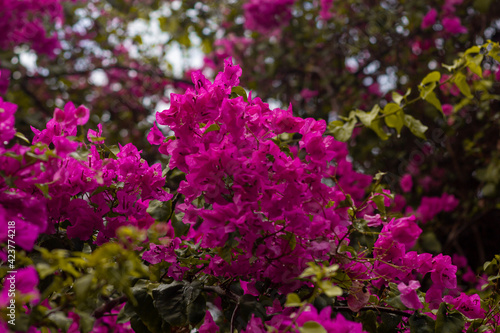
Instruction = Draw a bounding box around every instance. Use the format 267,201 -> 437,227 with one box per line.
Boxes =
295,307 -> 367,333
147,122 -> 164,145
0,68 -> 10,95
442,104 -> 454,116
431,254 -> 458,290
440,74 -> 461,96
444,293 -> 485,319
442,0 -> 463,15
387,216 -> 422,250
400,174 -> 413,193
300,88 -> 319,102
364,214 -> 383,227
320,0 -> 334,20
87,123 -> 104,144
398,280 -> 423,309
199,311 -> 219,333
0,97 -> 17,143
442,17 -> 468,35
416,193 -> 459,223
243,0 -> 296,34
0,266 -> 40,306
421,8 -> 438,29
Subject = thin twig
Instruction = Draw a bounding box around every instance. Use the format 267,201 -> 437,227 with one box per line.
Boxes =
92,295 -> 128,318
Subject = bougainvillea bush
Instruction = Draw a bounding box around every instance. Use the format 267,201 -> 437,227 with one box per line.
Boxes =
2,0 -> 500,332
2,44 -> 500,332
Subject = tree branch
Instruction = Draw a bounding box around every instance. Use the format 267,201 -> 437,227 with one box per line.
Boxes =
92,295 -> 128,319
332,305 -> 412,318
23,64 -> 193,86
202,285 -> 240,302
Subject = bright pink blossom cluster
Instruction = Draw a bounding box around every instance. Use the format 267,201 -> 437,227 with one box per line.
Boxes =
243,0 -> 296,33
0,100 -> 170,253
421,0 -> 467,35
1,59 -> 493,332
144,60 -> 484,330
147,59 -> 372,290
0,0 -> 66,57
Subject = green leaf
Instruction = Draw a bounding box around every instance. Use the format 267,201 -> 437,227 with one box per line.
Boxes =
368,119 -> 389,140
299,321 -> 327,333
419,71 -> 442,112
130,315 -> 155,333
74,274 -> 94,302
330,116 -> 357,142
185,282 -> 206,325
453,72 -> 473,99
421,71 -> 441,85
385,283 -> 407,310
153,282 -> 187,327
231,86 -> 248,102
488,42 -> 500,62
238,294 -> 268,323
171,213 -> 190,237
358,310 -> 377,333
285,293 -> 303,307
147,200 -> 172,222
422,91 -> 442,113
354,105 -> 380,127
410,313 -> 435,333
158,17 -> 169,31
443,58 -> 466,72
435,303 -> 465,333
371,195 -> 387,214
317,281 -> 342,297
74,310 -> 96,333
126,282 -> 166,333
203,123 -> 221,135
299,262 -> 322,279
378,313 -> 403,333
48,312 -> 74,332
35,183 -> 51,199
466,53 -> 484,78
383,103 -> 404,134
104,144 -> 120,159
404,115 -> 428,139
15,132 -> 30,143
392,92 -> 404,105
464,45 -> 481,55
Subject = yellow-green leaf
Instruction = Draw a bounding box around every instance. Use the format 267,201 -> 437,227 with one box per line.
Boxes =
404,115 -> 428,140
318,281 -> 343,297
383,103 -> 404,134
421,71 -> 441,85
15,132 -> 30,143
285,293 -> 304,307
368,119 -> 389,140
453,72 -> 473,98
466,54 -> 484,78
299,321 -> 327,333
354,105 -> 380,127
421,91 -> 442,112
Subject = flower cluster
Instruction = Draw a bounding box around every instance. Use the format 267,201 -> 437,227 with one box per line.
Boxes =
243,0 -> 296,33
144,60 -> 486,331
0,100 -> 170,252
147,59 -> 372,290
0,0 -> 66,57
1,58 -> 496,332
421,0 -> 467,35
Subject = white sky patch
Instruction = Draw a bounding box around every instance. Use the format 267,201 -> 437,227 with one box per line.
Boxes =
19,50 -> 37,73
